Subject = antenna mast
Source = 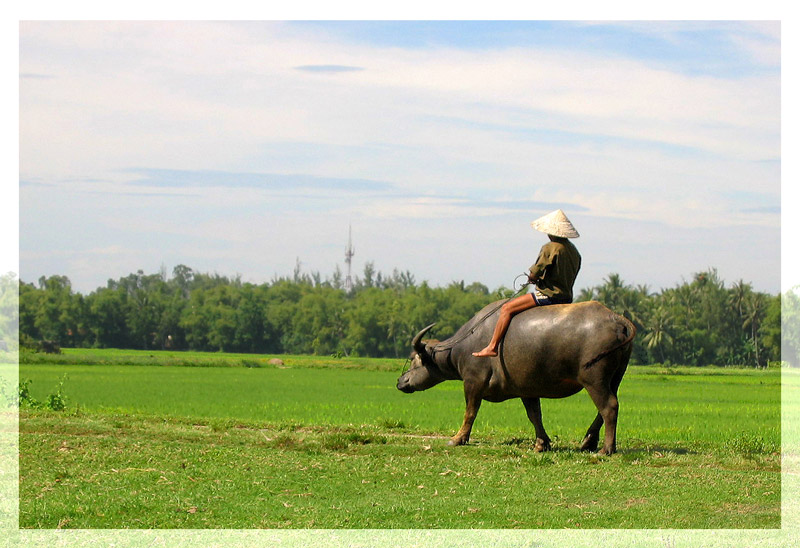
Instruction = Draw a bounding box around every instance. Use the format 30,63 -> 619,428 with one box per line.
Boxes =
344,225 -> 355,292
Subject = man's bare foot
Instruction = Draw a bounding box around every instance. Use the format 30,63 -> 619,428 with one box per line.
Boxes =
472,347 -> 498,357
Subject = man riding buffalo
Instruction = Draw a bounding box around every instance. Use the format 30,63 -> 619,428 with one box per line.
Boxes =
473,209 -> 582,357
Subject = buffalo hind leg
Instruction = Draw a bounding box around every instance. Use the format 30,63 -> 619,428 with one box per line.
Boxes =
582,357 -> 627,453
579,413 -> 603,452
449,380 -> 486,446
521,397 -> 551,452
584,385 -> 619,455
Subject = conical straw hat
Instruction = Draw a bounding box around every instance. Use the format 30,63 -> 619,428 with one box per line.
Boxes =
531,209 -> 580,238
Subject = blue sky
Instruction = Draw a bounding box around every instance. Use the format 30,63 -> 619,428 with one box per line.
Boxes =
286,20 -> 776,78
16,20 -> 784,294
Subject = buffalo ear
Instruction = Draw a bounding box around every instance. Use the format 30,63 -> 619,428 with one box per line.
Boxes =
411,323 -> 436,355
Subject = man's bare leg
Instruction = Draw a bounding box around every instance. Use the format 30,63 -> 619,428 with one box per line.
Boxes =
472,293 -> 537,357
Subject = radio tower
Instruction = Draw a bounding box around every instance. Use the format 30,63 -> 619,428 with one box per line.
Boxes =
344,225 -> 355,293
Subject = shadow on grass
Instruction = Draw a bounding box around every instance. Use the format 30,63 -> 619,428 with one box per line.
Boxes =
496,436 -> 697,456
616,446 -> 695,456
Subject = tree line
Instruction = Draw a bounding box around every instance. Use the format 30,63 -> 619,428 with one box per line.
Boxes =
12,264 -> 791,367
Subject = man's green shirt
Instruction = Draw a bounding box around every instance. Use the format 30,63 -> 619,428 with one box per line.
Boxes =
528,238 -> 582,302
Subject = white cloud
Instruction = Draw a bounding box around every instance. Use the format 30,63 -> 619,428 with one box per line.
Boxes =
20,22 -> 780,173
18,21 -> 782,293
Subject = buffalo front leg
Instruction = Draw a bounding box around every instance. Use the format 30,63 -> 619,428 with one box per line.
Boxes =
449,381 -> 485,446
521,397 -> 551,452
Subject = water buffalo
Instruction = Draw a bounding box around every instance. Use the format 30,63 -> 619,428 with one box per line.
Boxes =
396,300 -> 636,455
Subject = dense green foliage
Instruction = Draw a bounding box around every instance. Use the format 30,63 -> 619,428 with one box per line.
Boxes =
0,271 -> 18,352
16,354 -> 781,529
16,265 -> 787,366
577,270 -> 785,367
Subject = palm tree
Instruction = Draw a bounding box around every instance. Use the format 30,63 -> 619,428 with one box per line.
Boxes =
597,273 -> 625,309
576,287 -> 596,302
742,292 -> 767,367
729,279 -> 751,319
642,306 -> 674,364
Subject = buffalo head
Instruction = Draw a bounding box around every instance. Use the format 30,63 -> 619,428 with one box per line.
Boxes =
396,323 -> 447,393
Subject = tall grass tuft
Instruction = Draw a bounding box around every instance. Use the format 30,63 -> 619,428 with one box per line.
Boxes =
19,376 -> 68,411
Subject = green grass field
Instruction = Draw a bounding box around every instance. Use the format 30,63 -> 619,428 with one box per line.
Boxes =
15,348 -> 781,529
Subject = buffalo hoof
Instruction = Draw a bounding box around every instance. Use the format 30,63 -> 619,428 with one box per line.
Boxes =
579,434 -> 599,452
534,438 -> 551,452
598,446 -> 616,456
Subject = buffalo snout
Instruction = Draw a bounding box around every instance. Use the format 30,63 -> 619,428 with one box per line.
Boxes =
396,374 -> 414,393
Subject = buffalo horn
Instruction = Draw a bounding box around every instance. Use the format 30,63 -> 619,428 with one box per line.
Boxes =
411,323 -> 436,354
